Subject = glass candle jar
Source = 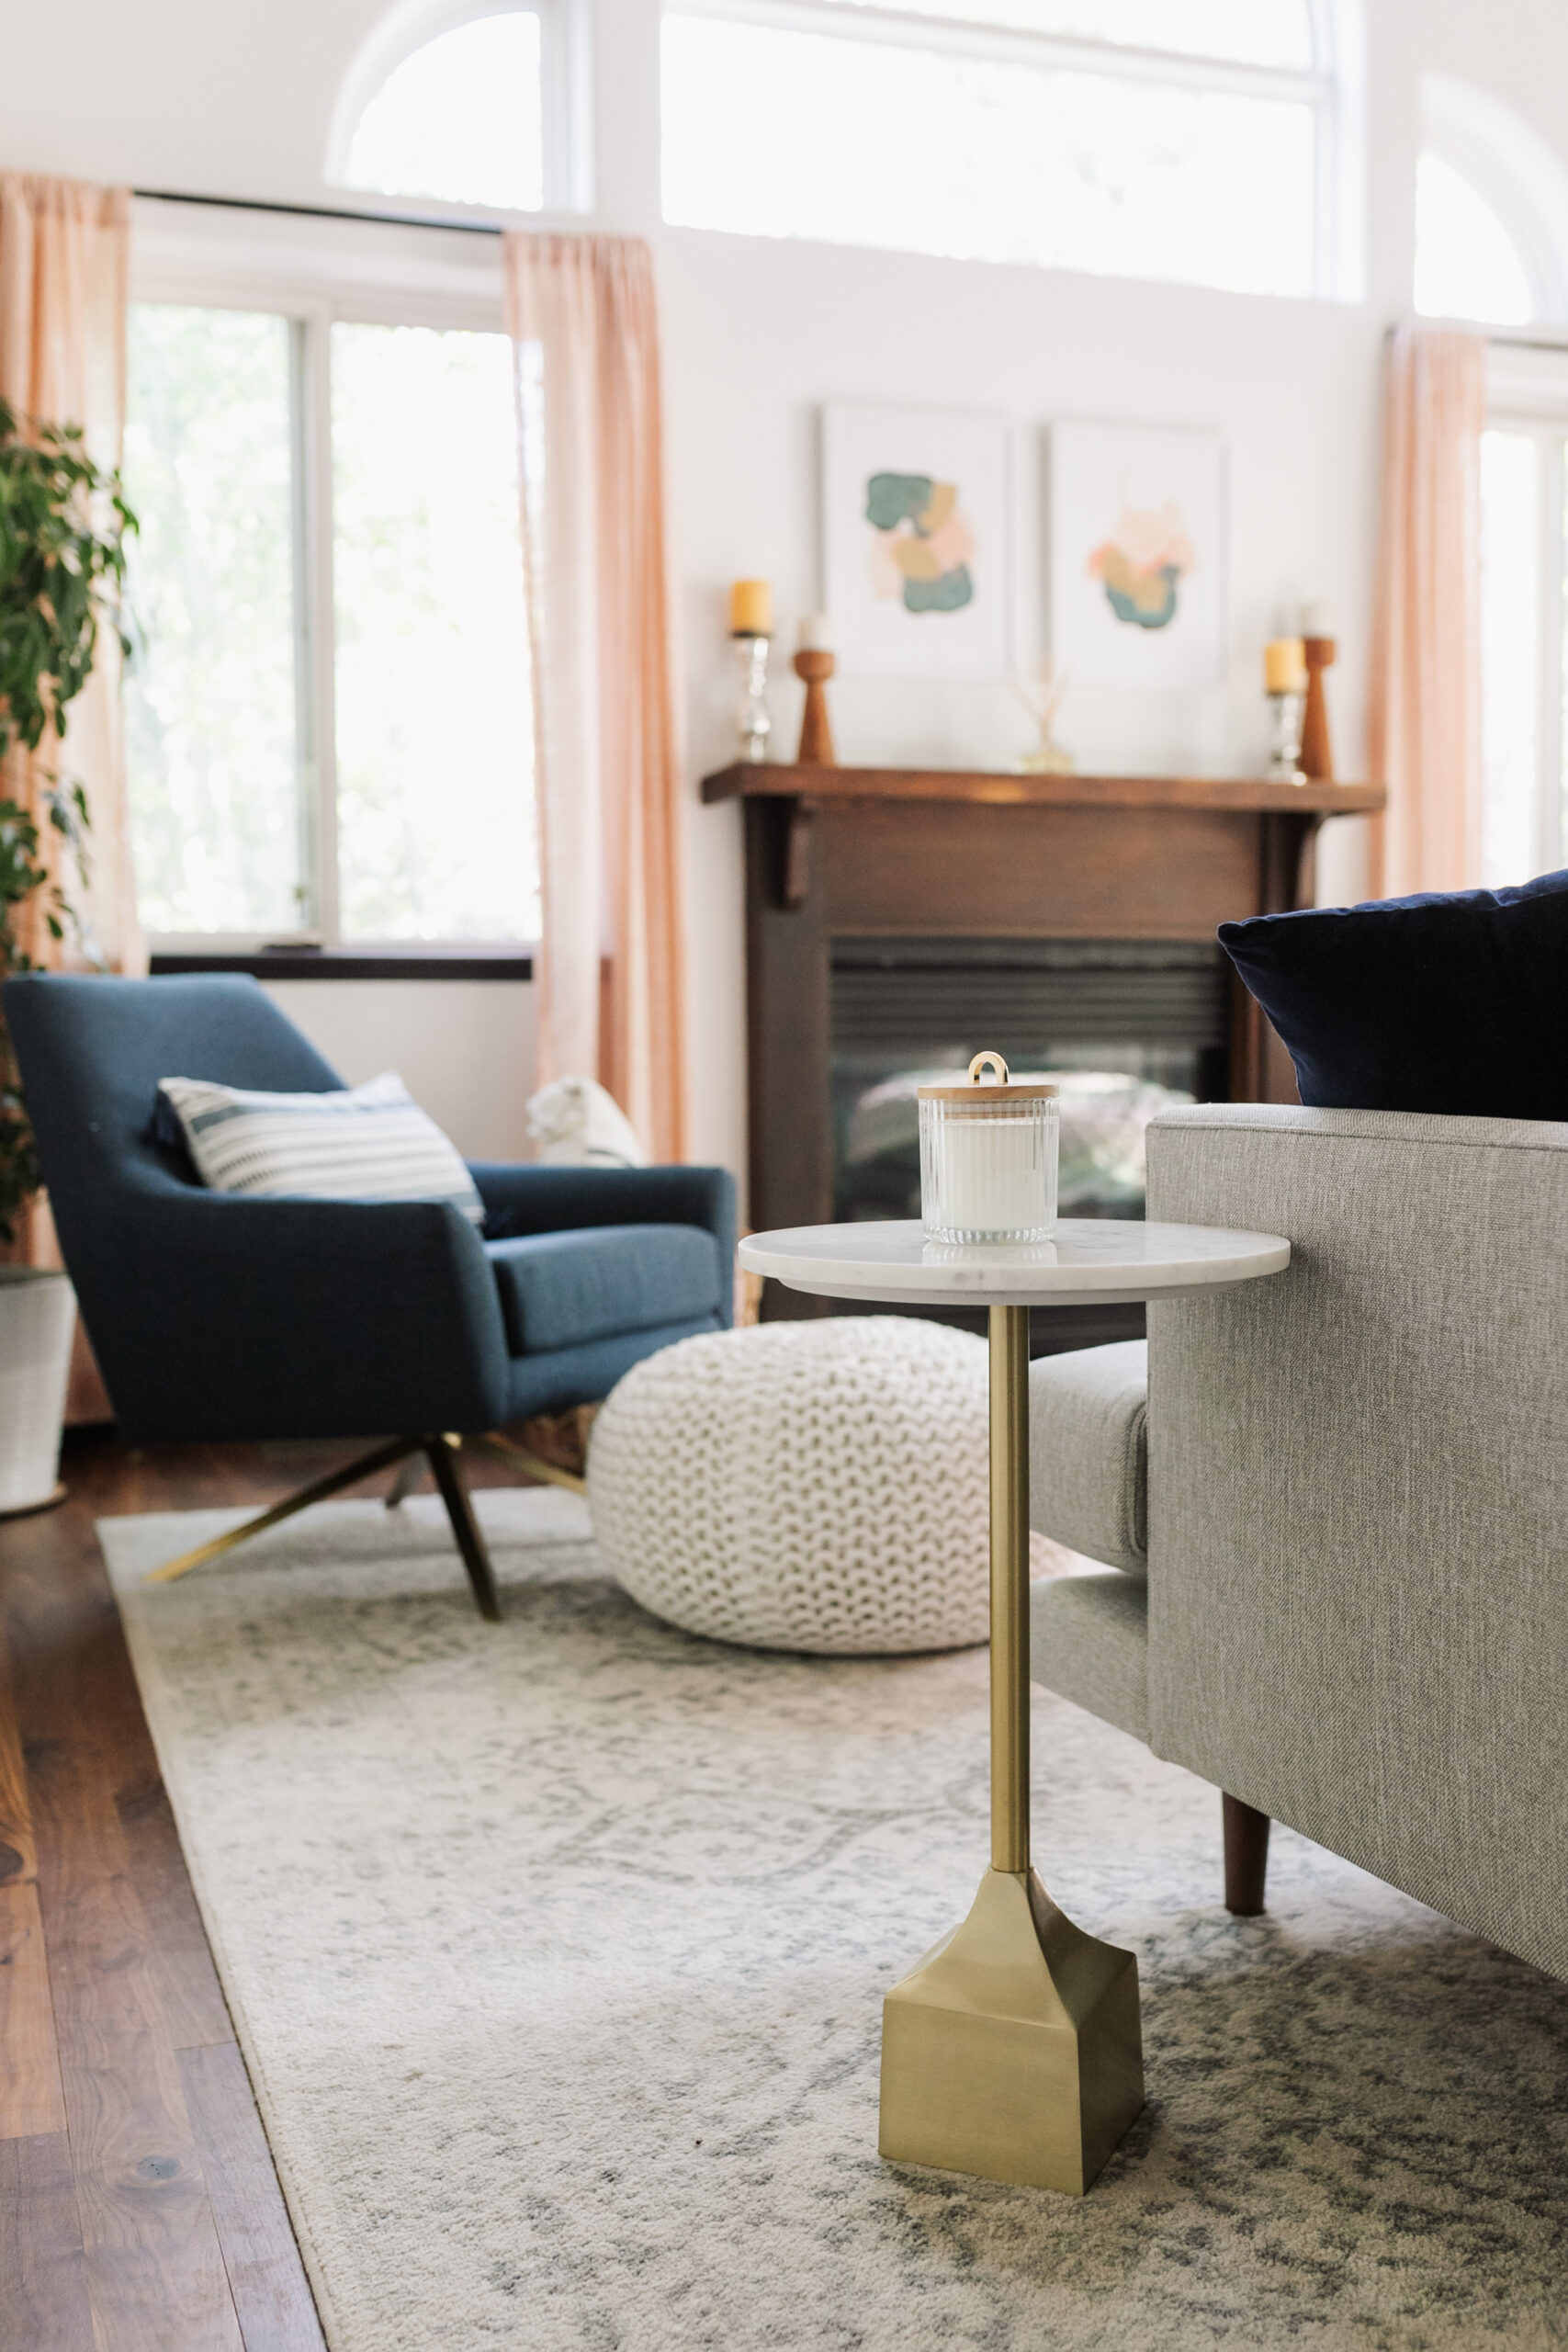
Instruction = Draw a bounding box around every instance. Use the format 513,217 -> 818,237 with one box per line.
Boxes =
919,1053 -> 1059,1243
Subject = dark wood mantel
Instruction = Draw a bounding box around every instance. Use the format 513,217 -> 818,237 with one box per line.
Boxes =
703,760 -> 1385,1264
703,763 -> 1383,815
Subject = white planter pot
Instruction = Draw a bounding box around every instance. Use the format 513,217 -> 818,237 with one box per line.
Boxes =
0,1267 -> 76,1514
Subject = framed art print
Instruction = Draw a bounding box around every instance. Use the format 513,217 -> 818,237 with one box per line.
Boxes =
1048,421 -> 1225,690
822,402 -> 1010,680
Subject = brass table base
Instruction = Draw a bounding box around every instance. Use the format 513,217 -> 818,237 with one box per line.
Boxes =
880,1867 -> 1144,2196
878,1305 -> 1145,2195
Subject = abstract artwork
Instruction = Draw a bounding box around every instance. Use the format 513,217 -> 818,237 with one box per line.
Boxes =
1048,422 -> 1224,690
822,404 -> 1010,679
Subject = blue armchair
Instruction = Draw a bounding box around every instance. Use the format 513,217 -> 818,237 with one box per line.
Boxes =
4,973 -> 735,1618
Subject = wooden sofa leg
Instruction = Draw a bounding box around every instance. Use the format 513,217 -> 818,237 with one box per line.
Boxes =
425,1435 -> 502,1623
1223,1792 -> 1271,1916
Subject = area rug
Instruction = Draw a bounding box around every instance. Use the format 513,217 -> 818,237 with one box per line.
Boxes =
99,1491 -> 1568,2352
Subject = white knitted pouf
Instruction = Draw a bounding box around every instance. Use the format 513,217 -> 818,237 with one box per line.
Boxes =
585,1317 -> 991,1655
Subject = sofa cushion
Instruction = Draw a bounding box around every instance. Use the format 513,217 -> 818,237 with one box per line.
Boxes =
1031,1573 -> 1149,1743
1217,868 -> 1568,1116
486,1223 -> 724,1356
1028,1339 -> 1147,1575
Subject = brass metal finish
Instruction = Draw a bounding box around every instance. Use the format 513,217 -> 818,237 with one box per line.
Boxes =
145,1434 -> 421,1583
467,1430 -> 588,1498
878,1301 -> 1145,2194
989,1306 -> 1031,1874
880,1868 -> 1144,2195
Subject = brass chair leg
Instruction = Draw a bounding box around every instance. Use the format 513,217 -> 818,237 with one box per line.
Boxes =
468,1430 -> 587,1498
145,1435 -> 423,1584
425,1434 -> 502,1622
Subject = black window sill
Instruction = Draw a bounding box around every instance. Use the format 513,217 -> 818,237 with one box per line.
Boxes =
150,949 -> 535,982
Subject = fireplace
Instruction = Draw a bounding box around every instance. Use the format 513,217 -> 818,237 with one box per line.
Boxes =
702,759 -> 1383,1347
831,937 -> 1228,1224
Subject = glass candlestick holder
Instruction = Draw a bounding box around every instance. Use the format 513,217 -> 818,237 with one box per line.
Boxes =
734,632 -> 773,764
1267,688 -> 1306,785
919,1051 -> 1059,1244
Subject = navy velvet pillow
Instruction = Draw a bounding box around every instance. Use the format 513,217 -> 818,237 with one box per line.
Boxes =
1218,868 -> 1568,1117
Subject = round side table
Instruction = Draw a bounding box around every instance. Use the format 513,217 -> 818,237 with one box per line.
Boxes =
737,1216 -> 1291,2197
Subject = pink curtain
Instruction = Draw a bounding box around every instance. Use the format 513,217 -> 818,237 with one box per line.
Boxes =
1367,325 -> 1487,898
0,173 -> 141,981
502,232 -> 688,1162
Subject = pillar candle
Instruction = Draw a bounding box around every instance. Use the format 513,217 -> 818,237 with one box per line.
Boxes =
730,579 -> 773,637
797,611 -> 834,651
933,1114 -> 1052,1237
1264,638 -> 1308,694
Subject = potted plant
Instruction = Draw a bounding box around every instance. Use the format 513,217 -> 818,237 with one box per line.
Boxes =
1,398 -> 133,1513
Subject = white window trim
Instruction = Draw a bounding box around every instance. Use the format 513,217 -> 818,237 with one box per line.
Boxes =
666,0 -> 1364,301
130,200 -> 535,955
324,0 -> 593,220
1484,342 -> 1568,881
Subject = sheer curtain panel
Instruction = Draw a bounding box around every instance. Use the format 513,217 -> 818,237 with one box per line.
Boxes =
0,173 -> 140,979
1368,325 -> 1488,897
503,232 -> 688,1161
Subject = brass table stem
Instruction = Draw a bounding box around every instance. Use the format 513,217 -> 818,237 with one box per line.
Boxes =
989,1304 -> 1031,1874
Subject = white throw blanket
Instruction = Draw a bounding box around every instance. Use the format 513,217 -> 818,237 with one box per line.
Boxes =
525,1075 -> 648,1168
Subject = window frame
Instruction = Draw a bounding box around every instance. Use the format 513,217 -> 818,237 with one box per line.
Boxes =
1483,344 -> 1568,884
325,0 -> 593,220
129,209 -> 535,956
660,0 -> 1364,301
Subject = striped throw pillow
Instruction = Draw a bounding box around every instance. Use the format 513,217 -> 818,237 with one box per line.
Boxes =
156,1071 -> 485,1224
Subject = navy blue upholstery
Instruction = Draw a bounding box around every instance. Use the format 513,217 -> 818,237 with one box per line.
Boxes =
3,972 -> 735,1444
487,1223 -> 723,1354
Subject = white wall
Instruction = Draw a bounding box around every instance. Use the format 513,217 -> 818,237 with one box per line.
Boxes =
263,981 -> 535,1159
6,0 -> 1568,1195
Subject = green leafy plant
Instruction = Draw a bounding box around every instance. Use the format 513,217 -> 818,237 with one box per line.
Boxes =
0,398 -> 135,1243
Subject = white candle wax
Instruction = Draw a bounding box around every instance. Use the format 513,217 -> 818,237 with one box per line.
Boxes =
933,1113 -> 1051,1237
1300,598 -> 1334,638
797,611 -> 834,651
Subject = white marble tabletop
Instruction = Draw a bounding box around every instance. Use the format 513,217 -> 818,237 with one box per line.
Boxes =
739,1218 -> 1291,1308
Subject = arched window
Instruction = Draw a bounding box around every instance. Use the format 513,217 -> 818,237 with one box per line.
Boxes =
1414,155 -> 1535,327
327,0 -> 587,215
1415,75 -> 1568,327
661,0 -> 1363,300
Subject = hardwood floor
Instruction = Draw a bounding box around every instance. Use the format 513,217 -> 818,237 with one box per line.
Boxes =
0,1429 -> 529,2352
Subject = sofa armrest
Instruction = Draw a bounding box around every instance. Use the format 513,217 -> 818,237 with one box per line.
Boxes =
468,1163 -> 738,1322
1143,1102 -> 1568,1979
72,1189 -> 513,1444
1029,1340 -> 1147,1573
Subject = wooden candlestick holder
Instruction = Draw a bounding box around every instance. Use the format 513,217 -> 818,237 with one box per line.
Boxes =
1301,637 -> 1336,782
794,648 -> 837,766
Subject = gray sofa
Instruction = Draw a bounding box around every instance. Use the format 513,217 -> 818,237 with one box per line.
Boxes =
1029,1102 -> 1568,1984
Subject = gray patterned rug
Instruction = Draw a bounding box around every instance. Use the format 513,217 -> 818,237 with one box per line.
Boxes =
99,1491 -> 1568,2352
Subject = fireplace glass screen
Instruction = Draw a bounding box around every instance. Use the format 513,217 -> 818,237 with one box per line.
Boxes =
831,939 -> 1229,1226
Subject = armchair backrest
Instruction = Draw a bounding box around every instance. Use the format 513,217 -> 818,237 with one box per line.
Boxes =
1144,1102 -> 1568,1984
4,972 -> 344,1220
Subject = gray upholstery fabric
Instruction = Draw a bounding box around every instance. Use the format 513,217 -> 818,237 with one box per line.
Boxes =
1030,1572 -> 1150,1742
1145,1102 -> 1568,1985
1029,1339 -> 1148,1573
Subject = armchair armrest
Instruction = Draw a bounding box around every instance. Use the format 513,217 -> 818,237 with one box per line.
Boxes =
468,1163 -> 738,1310
73,1187 -> 513,1444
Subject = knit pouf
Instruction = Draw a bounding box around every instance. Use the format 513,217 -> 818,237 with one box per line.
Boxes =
585,1317 -> 990,1655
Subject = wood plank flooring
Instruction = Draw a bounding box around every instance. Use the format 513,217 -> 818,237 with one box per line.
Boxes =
0,1430 -> 527,2352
